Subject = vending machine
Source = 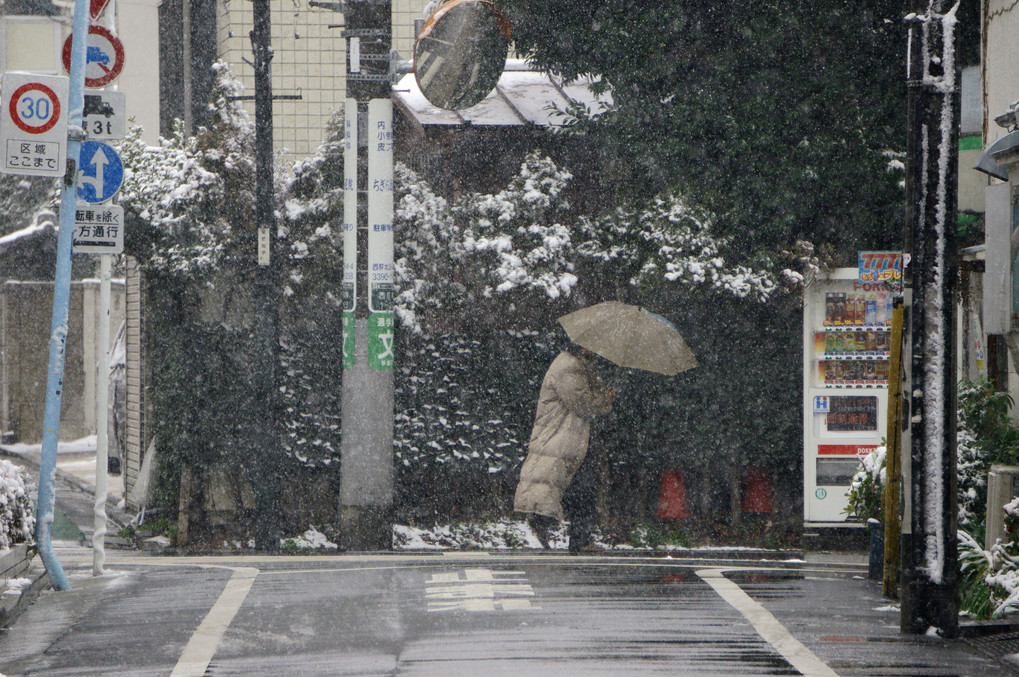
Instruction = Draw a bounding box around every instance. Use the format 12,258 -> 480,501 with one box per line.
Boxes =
803,267 -> 891,526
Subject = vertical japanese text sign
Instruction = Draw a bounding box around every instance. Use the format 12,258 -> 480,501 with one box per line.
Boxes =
342,99 -> 357,369
0,73 -> 69,177
367,99 -> 394,370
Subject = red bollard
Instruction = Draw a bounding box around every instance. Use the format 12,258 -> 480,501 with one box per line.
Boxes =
742,466 -> 774,513
656,468 -> 691,519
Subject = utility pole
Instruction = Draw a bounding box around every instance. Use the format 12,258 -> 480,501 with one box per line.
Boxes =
250,0 -> 282,552
339,0 -> 395,550
901,0 -> 961,636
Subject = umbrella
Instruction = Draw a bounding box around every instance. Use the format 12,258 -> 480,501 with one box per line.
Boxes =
557,301 -> 698,376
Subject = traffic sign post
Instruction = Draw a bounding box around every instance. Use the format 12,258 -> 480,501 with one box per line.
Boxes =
62,25 -> 125,88
0,72 -> 69,177
76,140 -> 123,203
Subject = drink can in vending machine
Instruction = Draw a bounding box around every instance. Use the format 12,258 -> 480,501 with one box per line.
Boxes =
825,293 -> 836,326
865,295 -> 877,325
865,330 -> 877,352
877,330 -> 890,354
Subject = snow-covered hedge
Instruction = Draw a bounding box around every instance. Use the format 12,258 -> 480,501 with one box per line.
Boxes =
844,445 -> 885,521
0,459 -> 34,550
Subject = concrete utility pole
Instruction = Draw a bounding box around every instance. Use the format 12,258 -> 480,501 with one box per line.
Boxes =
901,0 -> 961,636
250,0 -> 283,552
339,0 -> 395,550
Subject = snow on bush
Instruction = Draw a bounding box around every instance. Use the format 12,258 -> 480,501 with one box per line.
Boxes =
117,60 -> 255,278
844,445 -> 885,521
0,459 -> 34,549
576,191 -> 784,302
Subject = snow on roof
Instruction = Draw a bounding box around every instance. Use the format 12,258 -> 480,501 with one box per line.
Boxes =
0,218 -> 56,249
394,59 -> 612,129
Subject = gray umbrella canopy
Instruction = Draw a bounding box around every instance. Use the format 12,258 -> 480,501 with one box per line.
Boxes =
557,301 -> 698,376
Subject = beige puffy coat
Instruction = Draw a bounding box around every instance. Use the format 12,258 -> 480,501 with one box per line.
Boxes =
513,351 -> 614,520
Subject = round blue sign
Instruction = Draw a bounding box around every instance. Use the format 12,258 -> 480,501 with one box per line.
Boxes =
76,140 -> 123,204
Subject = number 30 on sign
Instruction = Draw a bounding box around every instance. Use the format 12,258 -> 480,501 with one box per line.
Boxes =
0,72 -> 69,178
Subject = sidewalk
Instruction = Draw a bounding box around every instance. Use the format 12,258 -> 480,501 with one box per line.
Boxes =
0,439 -> 133,628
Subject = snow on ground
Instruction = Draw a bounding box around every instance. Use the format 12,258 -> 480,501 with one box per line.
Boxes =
3,577 -> 32,596
282,527 -> 338,550
393,519 -> 569,550
1,436 -> 98,456
391,521 -> 788,553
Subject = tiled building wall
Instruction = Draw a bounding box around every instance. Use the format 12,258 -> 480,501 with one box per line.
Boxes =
217,0 -> 426,163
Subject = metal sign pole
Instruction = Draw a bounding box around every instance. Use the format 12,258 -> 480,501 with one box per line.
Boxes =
36,0 -> 91,592
92,254 -> 112,575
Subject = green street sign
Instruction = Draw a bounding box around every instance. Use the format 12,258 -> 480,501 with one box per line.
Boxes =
369,312 -> 394,370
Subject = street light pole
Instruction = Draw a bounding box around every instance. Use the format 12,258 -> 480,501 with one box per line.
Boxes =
901,0 -> 961,636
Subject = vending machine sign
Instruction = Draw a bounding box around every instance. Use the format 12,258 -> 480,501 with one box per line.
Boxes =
858,251 -> 904,284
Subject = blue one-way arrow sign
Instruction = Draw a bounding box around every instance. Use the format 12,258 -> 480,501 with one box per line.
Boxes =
77,140 -> 123,204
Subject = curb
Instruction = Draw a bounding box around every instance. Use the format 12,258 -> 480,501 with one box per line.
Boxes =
0,545 -> 49,629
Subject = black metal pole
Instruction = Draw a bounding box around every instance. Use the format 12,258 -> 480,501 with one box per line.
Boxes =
251,0 -> 282,552
902,0 -> 961,636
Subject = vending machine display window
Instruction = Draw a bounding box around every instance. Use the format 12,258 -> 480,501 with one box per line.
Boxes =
816,459 -> 862,486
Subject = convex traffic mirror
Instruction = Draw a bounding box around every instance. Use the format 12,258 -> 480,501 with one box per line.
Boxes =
414,0 -> 512,110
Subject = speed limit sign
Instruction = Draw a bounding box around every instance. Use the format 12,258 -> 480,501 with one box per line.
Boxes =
0,72 -> 68,177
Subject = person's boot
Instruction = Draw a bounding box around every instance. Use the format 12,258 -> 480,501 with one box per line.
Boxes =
527,515 -> 552,549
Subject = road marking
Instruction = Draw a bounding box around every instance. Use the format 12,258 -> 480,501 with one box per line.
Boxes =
697,567 -> 839,677
169,566 -> 258,677
426,568 -> 538,612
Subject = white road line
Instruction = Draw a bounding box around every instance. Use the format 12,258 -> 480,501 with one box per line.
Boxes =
168,566 -> 258,677
697,567 -> 839,677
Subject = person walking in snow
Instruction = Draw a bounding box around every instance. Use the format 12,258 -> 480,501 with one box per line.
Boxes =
514,343 -> 616,551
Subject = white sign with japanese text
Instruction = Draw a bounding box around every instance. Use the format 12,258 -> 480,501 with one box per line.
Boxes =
73,202 -> 123,254
0,72 -> 68,177
343,98 -> 357,312
367,98 -> 393,314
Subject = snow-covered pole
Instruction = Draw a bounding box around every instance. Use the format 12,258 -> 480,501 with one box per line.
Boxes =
901,0 -> 961,637
36,0 -> 91,592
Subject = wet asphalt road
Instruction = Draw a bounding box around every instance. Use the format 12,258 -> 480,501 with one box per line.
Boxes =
2,549 -> 1015,677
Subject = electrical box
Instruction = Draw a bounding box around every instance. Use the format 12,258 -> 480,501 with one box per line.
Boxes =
985,465 -> 1019,549
803,267 -> 890,526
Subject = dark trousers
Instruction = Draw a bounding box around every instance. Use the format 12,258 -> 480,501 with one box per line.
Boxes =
532,449 -> 597,550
